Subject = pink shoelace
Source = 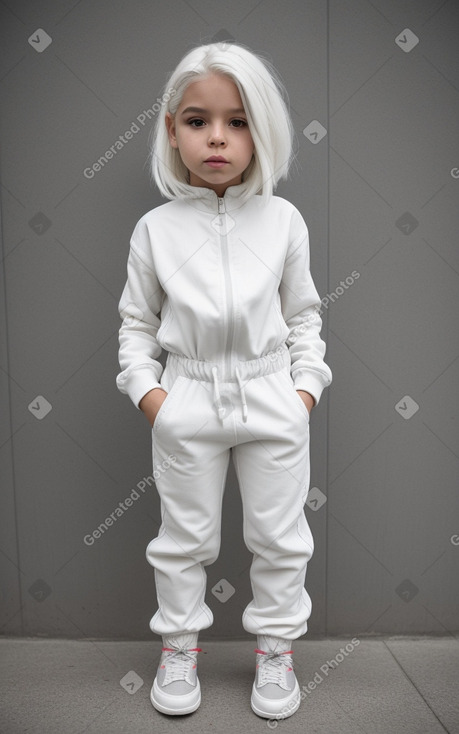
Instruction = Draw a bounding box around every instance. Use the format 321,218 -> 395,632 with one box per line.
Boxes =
254,647 -> 293,672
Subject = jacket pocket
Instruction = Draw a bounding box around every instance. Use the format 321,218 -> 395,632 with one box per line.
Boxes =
152,375 -> 185,434
156,301 -> 173,345
273,295 -> 287,330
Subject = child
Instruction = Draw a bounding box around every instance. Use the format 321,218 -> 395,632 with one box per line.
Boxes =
116,41 -> 332,721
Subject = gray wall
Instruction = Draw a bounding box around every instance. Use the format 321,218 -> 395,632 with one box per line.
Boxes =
1,0 -> 457,640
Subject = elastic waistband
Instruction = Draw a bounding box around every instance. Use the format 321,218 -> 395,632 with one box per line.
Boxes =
166,343 -> 291,383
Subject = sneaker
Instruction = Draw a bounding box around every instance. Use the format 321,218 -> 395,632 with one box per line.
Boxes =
251,635 -> 301,720
150,632 -> 203,715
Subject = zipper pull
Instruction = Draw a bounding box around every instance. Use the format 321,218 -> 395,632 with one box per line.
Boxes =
217,197 -> 225,214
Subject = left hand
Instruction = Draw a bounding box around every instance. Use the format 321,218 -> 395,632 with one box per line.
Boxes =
296,390 -> 315,415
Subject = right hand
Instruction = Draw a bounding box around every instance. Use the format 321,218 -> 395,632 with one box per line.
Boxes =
139,388 -> 168,428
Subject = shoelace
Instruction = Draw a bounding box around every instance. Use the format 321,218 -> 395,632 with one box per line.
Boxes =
254,648 -> 294,689
161,646 -> 204,685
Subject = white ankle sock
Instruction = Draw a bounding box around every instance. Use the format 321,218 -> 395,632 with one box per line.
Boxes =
162,631 -> 199,650
257,635 -> 293,653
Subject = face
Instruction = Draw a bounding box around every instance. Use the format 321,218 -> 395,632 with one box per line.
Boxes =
165,73 -> 255,197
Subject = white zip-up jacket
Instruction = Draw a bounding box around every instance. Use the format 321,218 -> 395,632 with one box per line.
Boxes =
116,182 -> 332,410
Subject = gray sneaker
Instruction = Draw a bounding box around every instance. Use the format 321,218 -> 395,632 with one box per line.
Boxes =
251,635 -> 301,720
150,632 -> 203,715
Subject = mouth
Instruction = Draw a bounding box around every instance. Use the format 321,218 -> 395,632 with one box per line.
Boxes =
204,157 -> 228,169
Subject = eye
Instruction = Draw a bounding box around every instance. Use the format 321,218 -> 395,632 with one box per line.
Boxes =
186,118 -> 248,128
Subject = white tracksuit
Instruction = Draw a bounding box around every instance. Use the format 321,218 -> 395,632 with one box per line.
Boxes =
116,181 -> 332,640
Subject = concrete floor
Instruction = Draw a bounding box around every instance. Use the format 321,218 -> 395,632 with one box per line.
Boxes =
0,636 -> 458,733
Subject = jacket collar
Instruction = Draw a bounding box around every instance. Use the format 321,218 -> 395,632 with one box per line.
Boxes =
180,181 -> 253,213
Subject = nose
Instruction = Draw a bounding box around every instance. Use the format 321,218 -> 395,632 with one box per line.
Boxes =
208,123 -> 226,146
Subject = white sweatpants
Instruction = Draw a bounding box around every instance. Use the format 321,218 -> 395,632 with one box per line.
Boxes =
146,343 -> 314,641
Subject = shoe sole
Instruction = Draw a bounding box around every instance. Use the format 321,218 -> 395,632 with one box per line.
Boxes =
251,679 -> 301,719
150,678 -> 201,715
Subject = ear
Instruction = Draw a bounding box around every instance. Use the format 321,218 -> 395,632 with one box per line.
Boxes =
165,112 -> 178,149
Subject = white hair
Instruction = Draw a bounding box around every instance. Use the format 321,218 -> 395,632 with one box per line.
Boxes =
149,42 -> 296,205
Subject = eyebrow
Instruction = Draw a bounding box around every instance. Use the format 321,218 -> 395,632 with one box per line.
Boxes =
180,106 -> 246,116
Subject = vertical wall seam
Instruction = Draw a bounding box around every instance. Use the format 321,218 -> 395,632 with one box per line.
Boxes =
325,0 -> 330,638
0,159 -> 24,634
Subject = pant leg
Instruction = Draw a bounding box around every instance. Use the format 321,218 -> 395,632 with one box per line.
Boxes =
231,365 -> 313,640
146,371 -> 231,636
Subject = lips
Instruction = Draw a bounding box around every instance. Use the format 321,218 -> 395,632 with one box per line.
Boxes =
205,157 -> 228,163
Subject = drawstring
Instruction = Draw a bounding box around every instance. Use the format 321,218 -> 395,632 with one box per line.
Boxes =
211,366 -> 226,420
235,365 -> 248,422
211,365 -> 248,423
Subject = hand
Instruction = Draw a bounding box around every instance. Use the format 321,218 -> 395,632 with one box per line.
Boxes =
296,390 -> 315,415
139,388 -> 168,427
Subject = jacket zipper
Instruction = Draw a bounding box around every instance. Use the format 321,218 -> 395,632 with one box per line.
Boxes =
218,196 -> 234,382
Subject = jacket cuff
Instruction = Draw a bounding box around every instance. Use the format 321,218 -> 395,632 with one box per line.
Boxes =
117,366 -> 163,410
291,369 -> 331,407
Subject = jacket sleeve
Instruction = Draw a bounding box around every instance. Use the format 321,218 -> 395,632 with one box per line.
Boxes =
115,216 -> 165,410
279,208 -> 332,406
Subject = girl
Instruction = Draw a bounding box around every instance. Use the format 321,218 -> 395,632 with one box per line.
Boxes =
116,41 -> 332,721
